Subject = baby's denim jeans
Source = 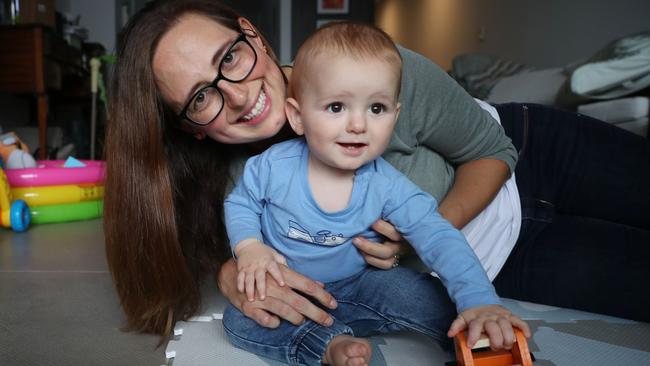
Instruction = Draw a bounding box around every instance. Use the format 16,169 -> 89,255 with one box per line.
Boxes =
223,266 -> 457,366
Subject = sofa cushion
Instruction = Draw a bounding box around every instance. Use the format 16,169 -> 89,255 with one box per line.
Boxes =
577,96 -> 649,123
569,31 -> 650,99
486,68 -> 566,105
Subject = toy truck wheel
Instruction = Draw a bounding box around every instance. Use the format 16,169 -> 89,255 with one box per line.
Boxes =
10,199 -> 30,232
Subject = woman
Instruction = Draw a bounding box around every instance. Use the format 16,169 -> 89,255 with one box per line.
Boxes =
105,0 -> 650,343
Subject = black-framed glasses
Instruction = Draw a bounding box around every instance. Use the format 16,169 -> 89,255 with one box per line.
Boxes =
179,30 -> 258,126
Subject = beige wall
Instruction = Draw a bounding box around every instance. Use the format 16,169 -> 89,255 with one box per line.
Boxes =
376,0 -> 650,69
375,0 -> 481,71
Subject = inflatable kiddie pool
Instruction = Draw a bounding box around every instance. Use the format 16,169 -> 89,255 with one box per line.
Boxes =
5,160 -> 105,187
4,159 -> 104,225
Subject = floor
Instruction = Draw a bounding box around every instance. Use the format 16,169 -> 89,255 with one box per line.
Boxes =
0,219 -> 166,366
3,219 -> 650,366
166,289 -> 650,366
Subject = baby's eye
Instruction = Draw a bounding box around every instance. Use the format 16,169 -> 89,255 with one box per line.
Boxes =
369,103 -> 386,114
326,102 -> 344,113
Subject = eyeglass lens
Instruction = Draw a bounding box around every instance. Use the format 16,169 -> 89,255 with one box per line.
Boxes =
185,36 -> 257,125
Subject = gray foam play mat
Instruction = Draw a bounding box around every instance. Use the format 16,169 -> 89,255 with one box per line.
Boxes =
164,284 -> 650,365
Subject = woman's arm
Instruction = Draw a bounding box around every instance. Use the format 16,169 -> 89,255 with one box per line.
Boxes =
218,258 -> 337,328
354,158 -> 509,266
438,158 -> 510,229
396,46 -> 516,227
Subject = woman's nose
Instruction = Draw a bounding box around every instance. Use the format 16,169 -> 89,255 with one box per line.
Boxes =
217,79 -> 248,109
346,113 -> 367,134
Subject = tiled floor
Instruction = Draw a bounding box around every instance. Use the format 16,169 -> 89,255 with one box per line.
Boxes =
5,220 -> 650,366
0,219 -> 166,366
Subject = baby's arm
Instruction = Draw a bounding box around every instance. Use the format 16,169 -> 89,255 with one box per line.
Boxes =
392,198 -> 530,347
225,152 -> 285,301
234,238 -> 287,302
378,160 -> 529,349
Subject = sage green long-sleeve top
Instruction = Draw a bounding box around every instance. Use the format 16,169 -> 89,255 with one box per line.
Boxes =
229,46 -> 518,201
384,46 -> 518,201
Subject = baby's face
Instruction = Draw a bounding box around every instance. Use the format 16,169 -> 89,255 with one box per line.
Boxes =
296,55 -> 400,172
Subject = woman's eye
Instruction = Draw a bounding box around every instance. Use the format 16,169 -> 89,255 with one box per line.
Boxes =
223,51 -> 234,64
190,90 -> 210,112
326,102 -> 344,113
370,103 -> 386,114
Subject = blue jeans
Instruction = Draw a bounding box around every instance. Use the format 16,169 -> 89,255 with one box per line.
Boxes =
223,267 -> 456,365
493,103 -> 650,321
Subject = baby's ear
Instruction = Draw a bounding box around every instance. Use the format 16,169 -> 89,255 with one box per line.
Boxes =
285,98 -> 304,135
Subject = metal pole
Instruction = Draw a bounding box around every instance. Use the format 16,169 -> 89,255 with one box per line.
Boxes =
90,58 -> 101,160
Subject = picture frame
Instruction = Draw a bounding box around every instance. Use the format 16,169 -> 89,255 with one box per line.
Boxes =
317,0 -> 349,15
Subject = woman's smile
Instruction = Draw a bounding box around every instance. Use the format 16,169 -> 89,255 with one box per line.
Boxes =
237,85 -> 270,125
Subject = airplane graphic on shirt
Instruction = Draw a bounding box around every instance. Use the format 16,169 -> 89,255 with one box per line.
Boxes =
286,220 -> 347,246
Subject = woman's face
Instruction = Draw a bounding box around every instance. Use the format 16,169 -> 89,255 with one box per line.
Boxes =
153,14 -> 287,144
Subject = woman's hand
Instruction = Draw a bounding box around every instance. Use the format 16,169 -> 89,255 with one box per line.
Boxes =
352,219 -> 413,269
447,304 -> 531,351
218,259 -> 337,328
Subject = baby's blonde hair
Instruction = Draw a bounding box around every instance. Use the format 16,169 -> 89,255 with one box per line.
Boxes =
289,21 -> 402,101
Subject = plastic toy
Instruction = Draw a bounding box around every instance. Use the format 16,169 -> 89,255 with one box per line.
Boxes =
0,167 -> 30,232
11,184 -> 104,206
29,200 -> 103,225
0,132 -> 37,169
5,160 -> 106,187
451,328 -> 533,366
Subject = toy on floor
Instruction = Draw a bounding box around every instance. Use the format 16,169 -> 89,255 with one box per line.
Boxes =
0,166 -> 30,232
450,328 -> 533,366
4,158 -> 105,225
0,132 -> 37,169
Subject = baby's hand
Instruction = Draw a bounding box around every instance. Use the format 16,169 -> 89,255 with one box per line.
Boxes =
235,239 -> 288,301
447,304 -> 531,350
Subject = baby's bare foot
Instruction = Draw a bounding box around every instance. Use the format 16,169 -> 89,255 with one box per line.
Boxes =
323,335 -> 372,366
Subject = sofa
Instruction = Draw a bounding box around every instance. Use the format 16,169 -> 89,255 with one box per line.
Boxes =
451,30 -> 650,138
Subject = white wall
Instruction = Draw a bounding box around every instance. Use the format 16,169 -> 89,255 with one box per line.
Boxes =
475,0 -> 650,68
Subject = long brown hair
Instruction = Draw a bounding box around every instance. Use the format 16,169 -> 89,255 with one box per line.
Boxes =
104,0 -> 276,344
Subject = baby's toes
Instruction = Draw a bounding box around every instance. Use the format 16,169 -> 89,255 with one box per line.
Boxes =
344,339 -> 371,364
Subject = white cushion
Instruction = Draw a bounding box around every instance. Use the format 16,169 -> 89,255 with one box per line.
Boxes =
616,117 -> 648,137
577,96 -> 649,123
570,31 -> 650,99
486,68 -> 566,105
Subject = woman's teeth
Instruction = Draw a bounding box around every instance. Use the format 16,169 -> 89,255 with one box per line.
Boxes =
241,89 -> 266,121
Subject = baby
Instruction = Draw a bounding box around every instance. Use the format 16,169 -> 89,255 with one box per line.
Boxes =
224,21 -> 528,366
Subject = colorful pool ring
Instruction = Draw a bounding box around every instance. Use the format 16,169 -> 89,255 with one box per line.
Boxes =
5,160 -> 105,188
11,184 -> 104,207
30,200 -> 103,225
1,199 -> 30,232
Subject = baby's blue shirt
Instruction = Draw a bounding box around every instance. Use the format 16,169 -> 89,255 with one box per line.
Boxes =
224,138 -> 500,312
